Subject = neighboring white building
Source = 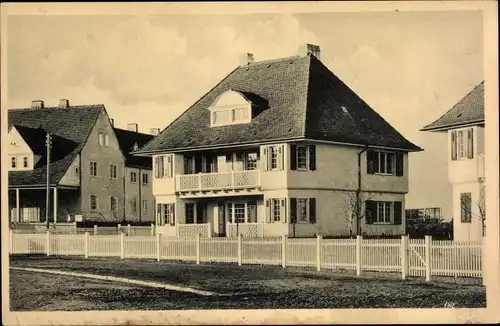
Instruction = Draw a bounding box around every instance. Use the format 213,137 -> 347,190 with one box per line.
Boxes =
421,81 -> 485,242
134,45 -> 423,238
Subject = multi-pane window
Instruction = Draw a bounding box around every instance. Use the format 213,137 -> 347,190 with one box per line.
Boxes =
164,204 -> 173,225
272,199 -> 281,222
367,150 -> 402,176
23,157 -> 28,168
130,171 -> 137,183
451,128 -> 474,160
90,162 -> 98,176
233,203 -> 246,223
377,152 -> 395,174
270,146 -> 279,170
142,200 -> 148,214
232,108 -> 249,122
90,195 -> 98,210
460,192 -> 472,223
376,202 -> 392,223
110,164 -> 117,179
142,173 -> 148,185
110,197 -> 117,211
11,157 -> 16,168
297,198 -> 308,222
296,146 -> 308,169
154,155 -> 173,179
185,203 -> 195,224
130,198 -> 137,215
246,153 -> 258,170
212,108 -> 250,126
104,134 -> 109,147
98,133 -> 104,146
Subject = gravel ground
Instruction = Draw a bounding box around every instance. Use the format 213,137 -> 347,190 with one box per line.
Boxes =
9,255 -> 486,310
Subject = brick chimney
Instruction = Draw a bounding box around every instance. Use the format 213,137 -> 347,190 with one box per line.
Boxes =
59,99 -> 70,108
303,44 -> 321,61
150,128 -> 161,136
31,100 -> 44,109
127,123 -> 138,132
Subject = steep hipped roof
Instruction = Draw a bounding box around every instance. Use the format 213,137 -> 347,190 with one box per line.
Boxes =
8,105 -> 103,186
136,54 -> 422,155
113,128 -> 154,169
421,81 -> 484,132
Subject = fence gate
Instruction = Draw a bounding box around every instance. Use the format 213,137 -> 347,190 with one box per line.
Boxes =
408,239 -> 427,277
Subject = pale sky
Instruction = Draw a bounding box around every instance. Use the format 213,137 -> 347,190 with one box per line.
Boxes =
5,9 -> 484,219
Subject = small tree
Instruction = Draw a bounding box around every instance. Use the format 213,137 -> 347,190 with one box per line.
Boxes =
344,190 -> 372,237
460,188 -> 486,237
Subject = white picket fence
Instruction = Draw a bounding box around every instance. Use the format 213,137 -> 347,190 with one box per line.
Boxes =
9,232 -> 483,282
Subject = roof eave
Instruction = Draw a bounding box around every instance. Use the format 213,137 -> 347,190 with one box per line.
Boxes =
420,119 -> 485,132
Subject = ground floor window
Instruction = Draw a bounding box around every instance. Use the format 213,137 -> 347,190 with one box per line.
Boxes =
290,198 -> 317,224
365,200 -> 402,225
376,202 -> 392,223
185,203 -> 195,224
90,195 -> 98,210
460,192 -> 472,223
110,197 -> 117,211
272,199 -> 281,222
156,203 -> 175,226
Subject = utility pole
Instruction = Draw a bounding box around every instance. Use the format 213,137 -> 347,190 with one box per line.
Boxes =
46,133 -> 52,230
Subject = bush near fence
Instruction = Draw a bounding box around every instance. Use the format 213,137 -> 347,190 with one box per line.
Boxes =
9,232 -> 484,282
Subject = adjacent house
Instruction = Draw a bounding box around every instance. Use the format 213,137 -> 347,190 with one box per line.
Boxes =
134,44 -> 423,238
421,81 -> 485,242
8,100 -> 156,223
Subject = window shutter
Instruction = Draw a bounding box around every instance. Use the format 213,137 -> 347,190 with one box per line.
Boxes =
451,131 -> 457,160
278,145 -> 284,170
393,201 -> 402,225
309,198 -> 316,224
309,145 -> 316,171
365,200 -> 375,224
367,150 -> 375,174
156,203 -> 162,225
170,204 -> 176,226
263,147 -> 268,171
281,198 -> 287,223
467,128 -> 474,159
290,198 -> 297,223
290,144 -> 297,170
395,152 -> 404,176
265,199 -> 271,223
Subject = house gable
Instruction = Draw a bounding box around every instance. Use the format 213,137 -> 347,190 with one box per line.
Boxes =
8,126 -> 35,171
59,154 -> 80,187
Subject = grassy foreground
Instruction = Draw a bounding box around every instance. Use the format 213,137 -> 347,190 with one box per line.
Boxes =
9,256 -> 485,310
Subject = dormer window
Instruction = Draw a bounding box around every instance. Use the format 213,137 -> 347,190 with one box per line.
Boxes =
208,90 -> 259,127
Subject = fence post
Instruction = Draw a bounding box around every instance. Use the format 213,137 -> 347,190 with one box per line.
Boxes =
425,235 -> 432,282
151,223 -> 155,236
401,235 -> 409,280
117,224 -> 121,235
356,235 -> 362,276
281,235 -> 287,268
207,222 -> 212,238
46,231 -> 51,256
316,234 -> 322,272
93,224 -> 98,236
127,224 -> 131,236
237,234 -> 243,266
196,233 -> 201,264
9,229 -> 13,254
84,232 -> 89,258
120,232 -> 125,259
156,232 -> 161,262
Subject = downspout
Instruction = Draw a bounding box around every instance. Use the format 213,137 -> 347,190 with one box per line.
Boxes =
356,145 -> 369,236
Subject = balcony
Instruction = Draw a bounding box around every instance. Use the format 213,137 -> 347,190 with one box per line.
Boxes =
175,170 -> 261,193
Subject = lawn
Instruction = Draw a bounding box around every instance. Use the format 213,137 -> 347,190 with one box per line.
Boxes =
9,256 -> 486,310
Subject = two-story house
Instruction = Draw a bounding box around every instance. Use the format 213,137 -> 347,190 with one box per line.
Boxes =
134,44 -> 423,238
421,81 -> 485,242
8,100 -> 156,223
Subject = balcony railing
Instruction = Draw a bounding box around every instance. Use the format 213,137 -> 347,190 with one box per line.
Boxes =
176,170 -> 260,192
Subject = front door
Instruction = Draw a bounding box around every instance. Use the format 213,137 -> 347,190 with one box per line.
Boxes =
218,203 -> 226,236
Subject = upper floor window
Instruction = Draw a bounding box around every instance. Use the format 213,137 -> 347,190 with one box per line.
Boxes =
451,128 -> 474,160
246,153 -> 259,170
104,134 -> 109,147
290,144 -> 316,171
367,150 -> 403,176
98,133 -> 109,147
208,90 -> 256,127
90,161 -> 98,176
11,157 -> 16,168
142,173 -> 148,185
110,164 -> 117,179
154,155 -> 173,179
263,145 -> 284,171
130,171 -> 137,183
23,157 -> 28,168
